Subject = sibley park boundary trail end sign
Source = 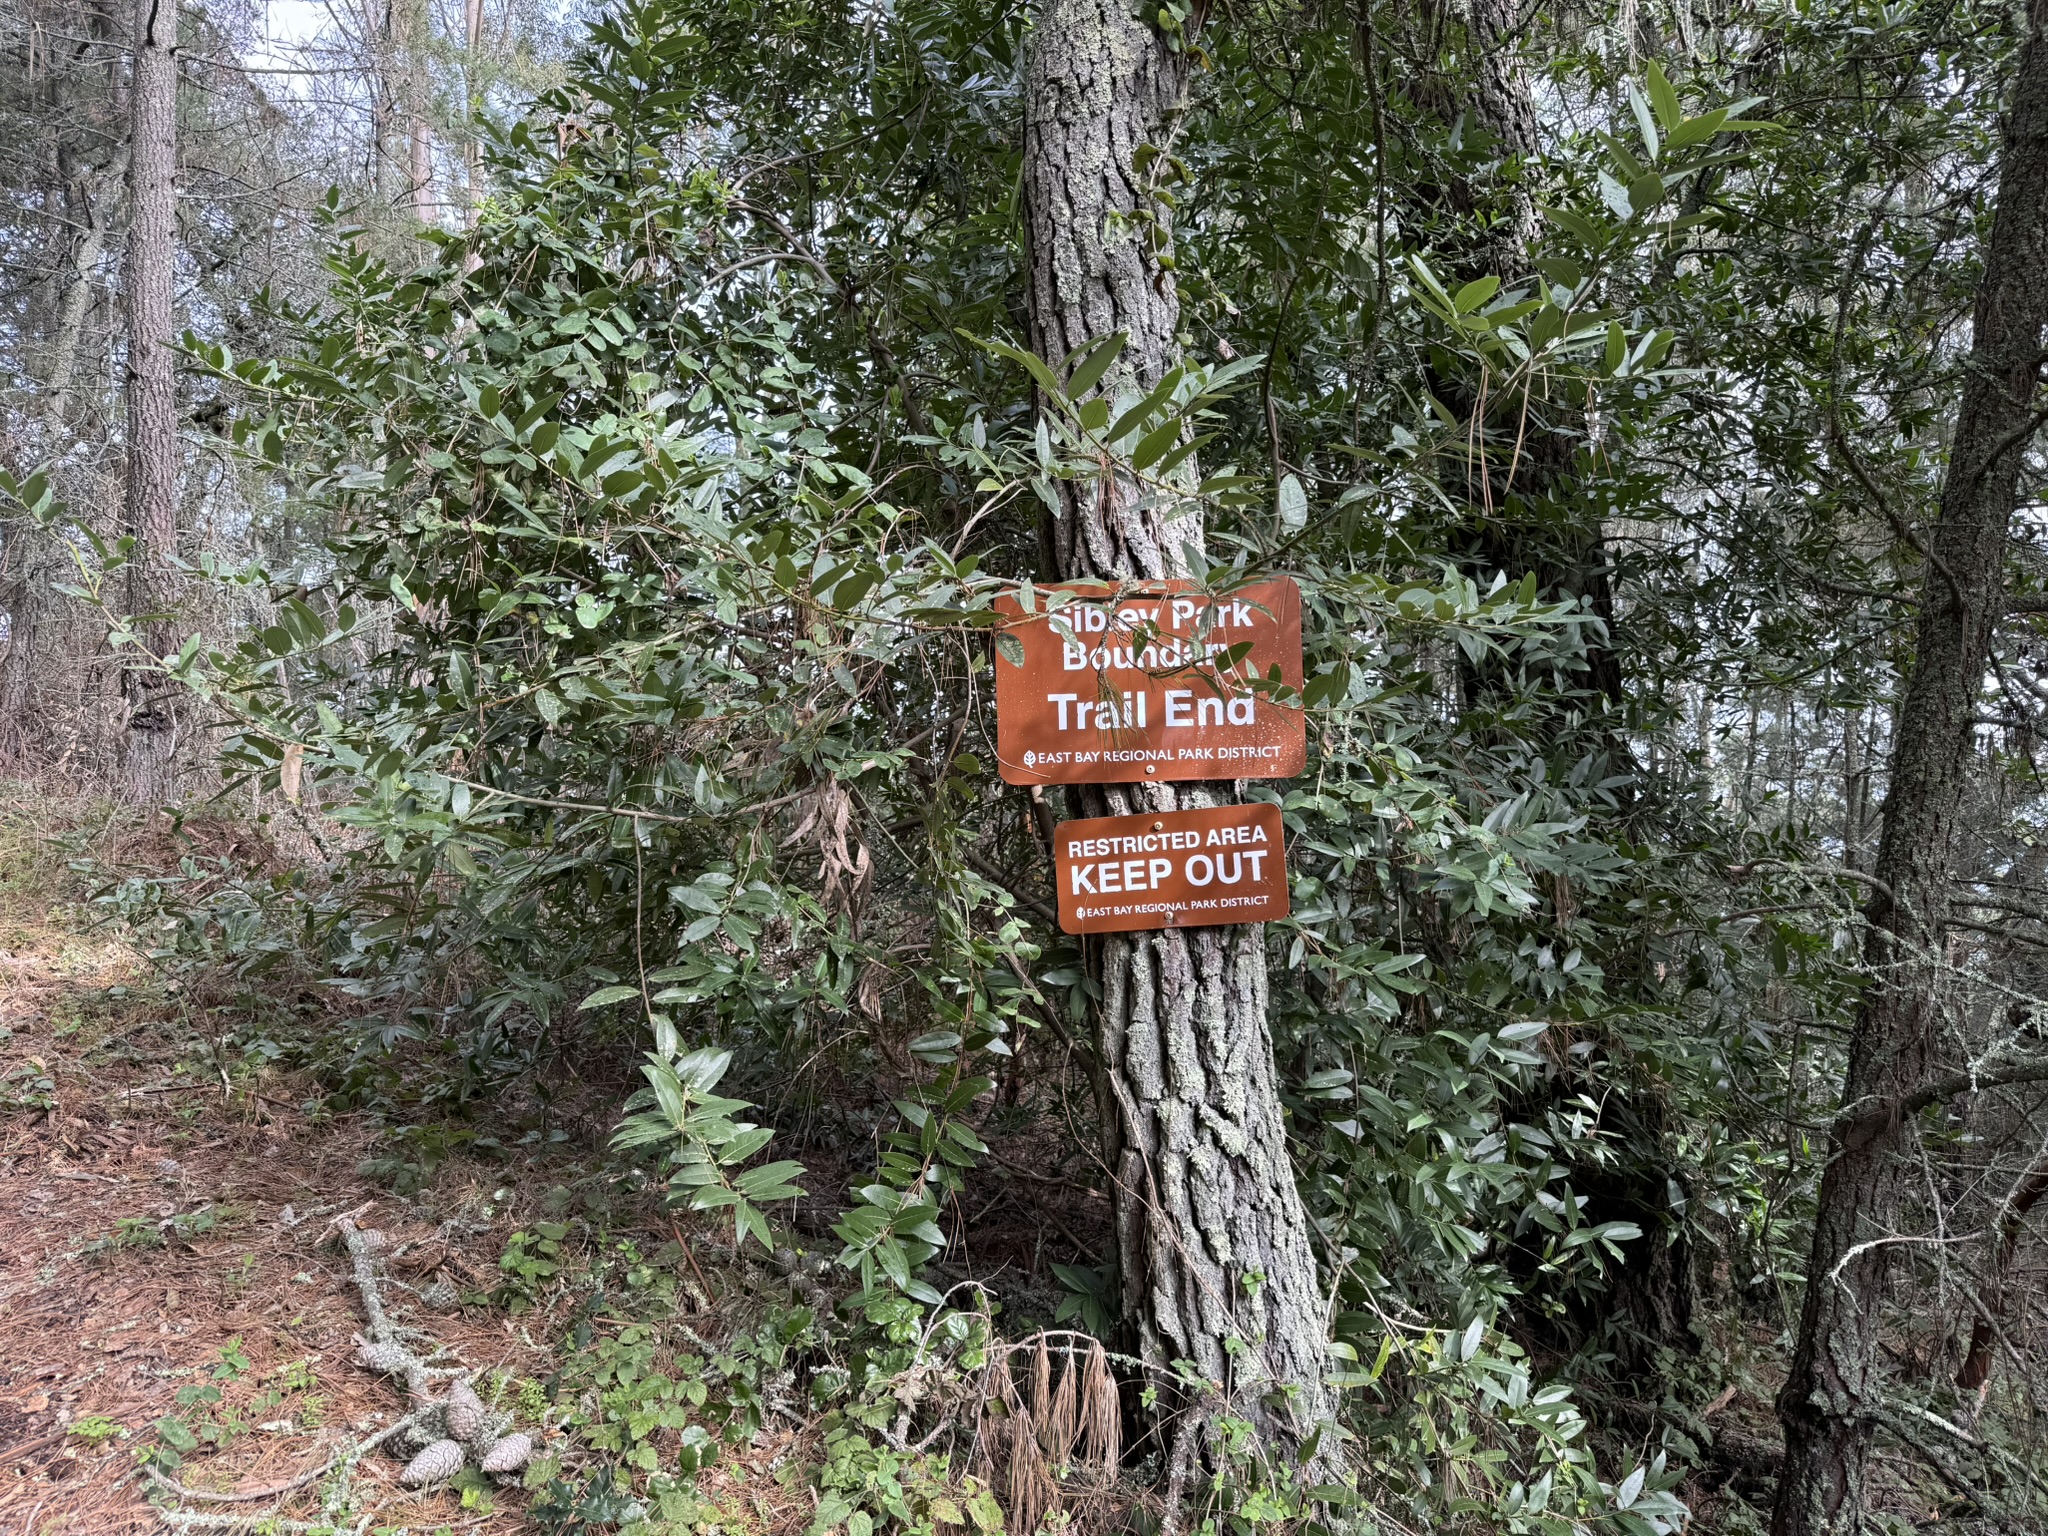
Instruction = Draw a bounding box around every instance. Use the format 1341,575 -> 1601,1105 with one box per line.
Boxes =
993,579 -> 1305,785
1054,802 -> 1289,935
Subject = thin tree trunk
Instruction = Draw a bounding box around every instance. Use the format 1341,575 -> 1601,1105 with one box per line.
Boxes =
1022,0 -> 1336,1473
43,163 -> 117,429
1953,1153 -> 2048,1392
1771,6 -> 2048,1531
410,115 -> 435,222
1841,706 -> 1865,873
463,0 -> 484,224
398,0 -> 433,222
121,0 -> 182,804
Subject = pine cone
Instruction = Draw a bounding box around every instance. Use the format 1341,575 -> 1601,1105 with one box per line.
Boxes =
354,1339 -> 410,1374
479,1432 -> 532,1474
444,1380 -> 484,1443
400,1438 -> 466,1486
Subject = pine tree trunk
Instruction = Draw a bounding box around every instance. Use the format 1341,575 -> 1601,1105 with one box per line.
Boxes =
463,0 -> 485,224
1022,0 -> 1337,1472
1771,6 -> 2048,1531
121,0 -> 182,804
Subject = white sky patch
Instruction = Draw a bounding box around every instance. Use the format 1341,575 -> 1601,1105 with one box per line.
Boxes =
244,0 -> 342,95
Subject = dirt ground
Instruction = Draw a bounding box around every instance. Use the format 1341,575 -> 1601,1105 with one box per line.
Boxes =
0,833 -> 568,1534
0,797 -> 1113,1536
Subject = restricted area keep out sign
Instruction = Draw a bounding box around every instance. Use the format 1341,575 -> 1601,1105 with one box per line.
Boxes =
1054,803 -> 1289,935
994,579 -> 1305,785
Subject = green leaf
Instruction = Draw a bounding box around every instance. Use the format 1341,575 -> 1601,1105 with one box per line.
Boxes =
734,1161 -> 807,1200
673,1047 -> 734,1093
1646,62 -> 1683,132
1065,332 -> 1127,399
1452,276 -> 1500,314
1627,82 -> 1661,161
975,334 -> 1064,400
1277,474 -> 1307,530
580,984 -> 641,1011
1130,417 -> 1183,472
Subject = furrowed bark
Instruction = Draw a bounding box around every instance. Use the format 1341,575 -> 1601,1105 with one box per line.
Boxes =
1771,6 -> 2048,1532
121,0 -> 183,804
1022,0 -> 1337,1474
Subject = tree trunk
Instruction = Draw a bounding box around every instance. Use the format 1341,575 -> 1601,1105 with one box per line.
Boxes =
1446,0 -> 1623,703
43,163 -> 117,429
410,114 -> 435,222
1953,1152 -> 2048,1393
395,0 -> 434,222
1771,6 -> 2048,1532
121,0 -> 182,804
1022,0 -> 1337,1473
463,0 -> 484,224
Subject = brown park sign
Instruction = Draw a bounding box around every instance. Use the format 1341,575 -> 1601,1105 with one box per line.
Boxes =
1054,803 -> 1289,935
993,579 -> 1305,786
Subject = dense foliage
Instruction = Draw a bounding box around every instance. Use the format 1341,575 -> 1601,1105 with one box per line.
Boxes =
7,0 -> 2048,1532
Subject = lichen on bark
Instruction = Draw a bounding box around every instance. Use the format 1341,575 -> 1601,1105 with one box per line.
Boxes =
1021,0 -> 1339,1475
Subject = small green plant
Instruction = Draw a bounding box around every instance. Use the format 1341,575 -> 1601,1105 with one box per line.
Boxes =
609,1032 -> 804,1252
0,1059 -> 56,1112
67,1414 -> 125,1447
358,1122 -> 481,1195
497,1221 -> 570,1312
82,1206 -> 224,1258
809,1427 -> 1004,1536
211,1336 -> 252,1381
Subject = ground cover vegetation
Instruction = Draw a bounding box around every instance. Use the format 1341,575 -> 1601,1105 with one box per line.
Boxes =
3,0 -> 2048,1532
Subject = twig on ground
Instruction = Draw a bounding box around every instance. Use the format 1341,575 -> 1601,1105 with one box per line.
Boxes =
140,1414 -> 420,1505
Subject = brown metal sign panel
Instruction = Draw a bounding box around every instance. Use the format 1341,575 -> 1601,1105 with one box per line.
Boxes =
993,579 -> 1306,785
1054,803 -> 1289,935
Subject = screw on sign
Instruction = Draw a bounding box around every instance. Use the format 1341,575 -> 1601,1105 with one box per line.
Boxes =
992,579 -> 1305,786
1054,803 -> 1289,935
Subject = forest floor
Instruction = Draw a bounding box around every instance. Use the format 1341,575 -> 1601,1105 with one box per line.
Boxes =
0,790 -> 1105,1536
0,798 -> 581,1534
